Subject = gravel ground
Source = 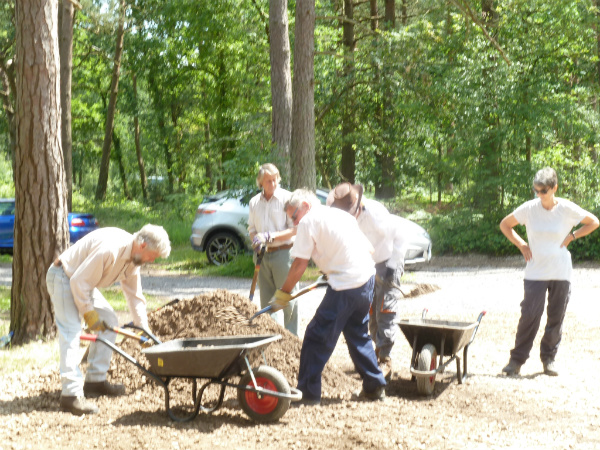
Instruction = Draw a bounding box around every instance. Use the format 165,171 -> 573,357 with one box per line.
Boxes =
1,256 -> 600,450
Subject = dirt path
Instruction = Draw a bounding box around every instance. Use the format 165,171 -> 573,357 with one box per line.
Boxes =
1,258 -> 600,450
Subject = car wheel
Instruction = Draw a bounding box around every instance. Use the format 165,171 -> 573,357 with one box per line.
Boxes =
205,232 -> 241,265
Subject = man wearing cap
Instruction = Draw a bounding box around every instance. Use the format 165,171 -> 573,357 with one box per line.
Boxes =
327,182 -> 406,380
269,189 -> 387,406
248,163 -> 299,335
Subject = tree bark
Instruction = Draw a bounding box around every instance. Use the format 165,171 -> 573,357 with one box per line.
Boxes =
340,0 -> 356,184
13,0 -> 69,343
112,131 -> 131,199
269,0 -> 293,182
290,0 -> 316,191
95,0 -> 126,201
132,73 -> 148,199
59,0 -> 75,211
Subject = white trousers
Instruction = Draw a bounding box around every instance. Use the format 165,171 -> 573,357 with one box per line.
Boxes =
46,264 -> 118,396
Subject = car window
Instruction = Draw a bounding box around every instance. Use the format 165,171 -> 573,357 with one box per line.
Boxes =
0,202 -> 14,216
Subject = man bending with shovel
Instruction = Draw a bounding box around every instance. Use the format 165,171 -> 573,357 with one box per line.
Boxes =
46,224 -> 171,415
270,189 -> 386,406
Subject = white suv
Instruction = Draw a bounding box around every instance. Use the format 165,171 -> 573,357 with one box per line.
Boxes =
190,189 -> 432,266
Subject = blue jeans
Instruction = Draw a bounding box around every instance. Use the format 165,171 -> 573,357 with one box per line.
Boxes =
297,276 -> 386,401
46,264 -> 119,396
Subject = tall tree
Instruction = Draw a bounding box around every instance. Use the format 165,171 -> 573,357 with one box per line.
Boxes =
269,0 -> 293,181
58,0 -> 78,211
13,0 -> 69,343
291,0 -> 316,190
340,0 -> 356,184
131,73 -> 148,199
96,0 -> 126,201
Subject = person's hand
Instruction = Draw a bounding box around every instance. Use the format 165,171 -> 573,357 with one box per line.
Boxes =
268,289 -> 293,312
83,311 -> 106,332
252,232 -> 273,252
518,243 -> 533,262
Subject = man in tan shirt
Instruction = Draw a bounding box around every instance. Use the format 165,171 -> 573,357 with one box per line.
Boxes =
46,224 -> 170,416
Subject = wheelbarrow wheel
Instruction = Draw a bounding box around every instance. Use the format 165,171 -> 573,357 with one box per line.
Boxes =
417,344 -> 438,396
237,365 -> 291,422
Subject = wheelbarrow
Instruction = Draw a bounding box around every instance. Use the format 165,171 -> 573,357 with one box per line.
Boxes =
396,309 -> 486,395
80,330 -> 301,423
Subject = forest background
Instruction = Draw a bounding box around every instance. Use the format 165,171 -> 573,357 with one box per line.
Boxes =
3,0 -> 600,259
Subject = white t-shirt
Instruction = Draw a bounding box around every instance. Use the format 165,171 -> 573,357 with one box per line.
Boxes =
357,198 -> 406,270
513,197 -> 587,281
247,187 -> 295,247
291,204 -> 375,290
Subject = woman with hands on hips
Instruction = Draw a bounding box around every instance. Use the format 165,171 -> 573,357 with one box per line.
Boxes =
499,167 -> 599,377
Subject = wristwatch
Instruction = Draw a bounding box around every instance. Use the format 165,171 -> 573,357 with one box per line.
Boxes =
571,231 -> 576,240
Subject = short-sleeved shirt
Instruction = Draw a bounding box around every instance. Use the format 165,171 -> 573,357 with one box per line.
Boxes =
58,227 -> 148,327
248,187 -> 294,248
291,204 -> 375,290
513,198 -> 587,281
357,198 -> 406,270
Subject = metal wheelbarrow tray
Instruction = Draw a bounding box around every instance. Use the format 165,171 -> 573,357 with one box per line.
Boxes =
397,309 -> 486,395
81,332 -> 301,423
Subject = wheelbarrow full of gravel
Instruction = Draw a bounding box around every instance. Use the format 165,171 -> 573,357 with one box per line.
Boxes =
396,309 -> 486,395
80,331 -> 301,423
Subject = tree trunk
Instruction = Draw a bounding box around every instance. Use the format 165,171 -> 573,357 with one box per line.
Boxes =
132,73 -> 148,200
340,0 -> 356,184
269,0 -> 293,182
59,0 -> 75,212
13,0 -> 69,343
112,131 -> 131,199
290,0 -> 316,191
95,0 -> 126,201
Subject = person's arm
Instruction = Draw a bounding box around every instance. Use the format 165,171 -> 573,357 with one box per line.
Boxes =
121,274 -> 148,328
562,212 -> 600,248
499,213 -> 532,262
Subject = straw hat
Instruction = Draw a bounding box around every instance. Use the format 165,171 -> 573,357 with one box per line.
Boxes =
326,182 -> 364,216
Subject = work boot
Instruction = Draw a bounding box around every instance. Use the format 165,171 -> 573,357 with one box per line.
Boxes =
353,386 -> 386,401
501,359 -> 522,376
60,396 -> 99,416
83,380 -> 126,397
543,360 -> 559,377
379,357 -> 393,381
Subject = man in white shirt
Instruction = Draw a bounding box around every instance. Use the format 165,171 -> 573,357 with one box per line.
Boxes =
248,163 -> 299,334
46,224 -> 171,415
269,189 -> 386,405
327,182 -> 406,380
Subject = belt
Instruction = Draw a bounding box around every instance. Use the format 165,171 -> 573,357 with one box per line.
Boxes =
267,243 -> 293,253
54,258 -> 62,267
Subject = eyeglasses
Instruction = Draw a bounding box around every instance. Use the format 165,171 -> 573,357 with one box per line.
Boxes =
533,187 -> 549,195
291,207 -> 299,221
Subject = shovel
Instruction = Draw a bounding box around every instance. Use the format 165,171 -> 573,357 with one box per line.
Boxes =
249,245 -> 267,302
248,275 -> 329,324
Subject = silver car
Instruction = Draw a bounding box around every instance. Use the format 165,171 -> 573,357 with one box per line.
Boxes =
190,190 -> 432,266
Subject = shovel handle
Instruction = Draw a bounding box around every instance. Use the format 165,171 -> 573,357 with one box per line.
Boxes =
103,322 -> 150,344
249,246 -> 267,302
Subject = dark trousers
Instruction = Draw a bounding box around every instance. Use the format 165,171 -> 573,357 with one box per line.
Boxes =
297,276 -> 386,401
510,279 -> 571,365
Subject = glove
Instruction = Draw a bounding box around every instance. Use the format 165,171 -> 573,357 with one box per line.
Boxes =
83,311 -> 106,332
252,232 -> 273,250
268,289 -> 293,312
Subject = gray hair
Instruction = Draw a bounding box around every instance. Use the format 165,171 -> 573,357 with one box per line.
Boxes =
533,167 -> 558,188
133,224 -> 171,258
256,163 -> 281,188
285,189 -> 319,209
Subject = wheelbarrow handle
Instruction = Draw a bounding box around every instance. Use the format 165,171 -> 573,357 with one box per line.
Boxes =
103,322 -> 162,346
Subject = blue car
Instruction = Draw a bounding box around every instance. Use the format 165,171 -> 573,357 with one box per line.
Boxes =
0,198 -> 99,254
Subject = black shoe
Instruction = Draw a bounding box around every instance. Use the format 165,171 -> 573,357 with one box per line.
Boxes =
60,396 -> 99,416
502,360 -> 522,376
83,380 -> 126,397
353,386 -> 386,401
293,397 -> 321,407
543,360 -> 559,376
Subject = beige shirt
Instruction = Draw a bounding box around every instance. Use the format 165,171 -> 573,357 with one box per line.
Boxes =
247,187 -> 294,248
58,227 -> 148,327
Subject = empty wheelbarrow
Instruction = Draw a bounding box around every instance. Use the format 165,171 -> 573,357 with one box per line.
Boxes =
81,331 -> 300,423
396,309 -> 486,395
